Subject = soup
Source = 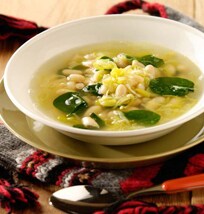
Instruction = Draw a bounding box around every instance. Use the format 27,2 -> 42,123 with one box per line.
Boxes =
30,41 -> 201,131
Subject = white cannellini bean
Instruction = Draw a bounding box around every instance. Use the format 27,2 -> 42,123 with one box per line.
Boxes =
132,60 -> 145,68
75,83 -> 85,90
67,81 -> 76,90
82,60 -> 94,67
129,75 -> 144,87
59,82 -> 67,87
99,85 -> 107,95
84,53 -> 96,60
144,64 -> 156,72
115,84 -> 127,97
67,74 -> 86,83
168,97 -> 181,105
164,64 -> 176,76
62,69 -> 82,76
144,65 -> 157,79
134,75 -> 144,83
82,117 -> 99,128
176,64 -> 186,72
132,98 -> 142,107
113,54 -> 129,68
137,83 -> 145,90
91,71 -> 102,83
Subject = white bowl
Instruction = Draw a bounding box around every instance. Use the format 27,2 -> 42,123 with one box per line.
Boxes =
4,15 -> 204,145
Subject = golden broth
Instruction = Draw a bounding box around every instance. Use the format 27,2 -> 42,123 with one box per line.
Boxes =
30,41 -> 202,131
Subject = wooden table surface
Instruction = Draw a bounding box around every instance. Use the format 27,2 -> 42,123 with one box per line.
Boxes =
1,0 -> 204,213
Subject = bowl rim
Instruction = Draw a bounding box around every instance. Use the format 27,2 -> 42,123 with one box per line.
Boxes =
4,14 -> 204,137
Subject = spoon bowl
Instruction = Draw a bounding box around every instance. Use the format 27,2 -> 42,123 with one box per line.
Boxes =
50,185 -> 118,213
49,174 -> 204,213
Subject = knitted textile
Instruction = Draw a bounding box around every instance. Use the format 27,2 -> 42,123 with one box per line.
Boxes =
1,1 -> 204,213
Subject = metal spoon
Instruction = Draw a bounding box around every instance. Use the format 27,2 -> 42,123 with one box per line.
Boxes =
49,173 -> 204,214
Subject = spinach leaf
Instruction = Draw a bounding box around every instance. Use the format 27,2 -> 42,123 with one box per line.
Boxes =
137,55 -> 164,67
124,110 -> 160,125
90,113 -> 105,127
126,54 -> 164,67
82,83 -> 102,96
100,56 -> 113,61
73,124 -> 88,129
71,64 -> 87,70
57,68 -> 66,76
125,55 -> 137,61
53,92 -> 88,115
149,77 -> 194,96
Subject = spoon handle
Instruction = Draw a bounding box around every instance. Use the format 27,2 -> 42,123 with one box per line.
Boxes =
162,173 -> 204,192
127,173 -> 204,199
